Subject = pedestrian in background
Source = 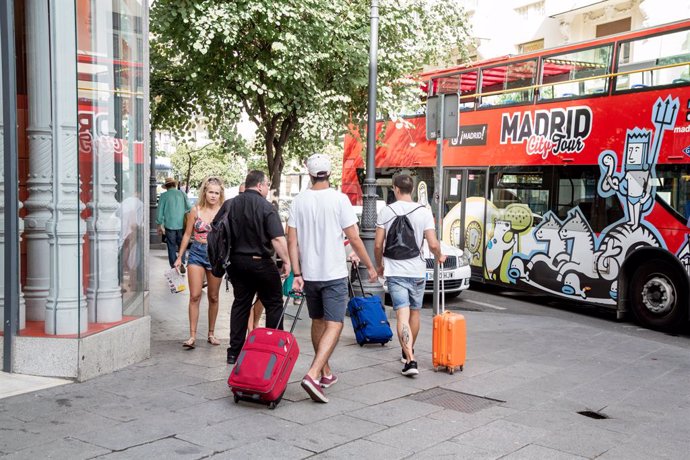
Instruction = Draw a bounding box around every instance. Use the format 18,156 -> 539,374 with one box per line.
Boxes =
175,176 -> 225,349
157,177 -> 191,268
224,170 -> 291,365
374,174 -> 445,376
288,153 -> 377,403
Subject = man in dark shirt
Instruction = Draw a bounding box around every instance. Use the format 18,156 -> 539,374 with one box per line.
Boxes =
220,170 -> 291,364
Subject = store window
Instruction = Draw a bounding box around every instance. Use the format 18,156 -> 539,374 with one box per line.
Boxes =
77,0 -> 147,320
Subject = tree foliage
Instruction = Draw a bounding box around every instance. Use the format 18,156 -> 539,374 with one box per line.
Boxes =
151,0 -> 470,192
170,143 -> 247,192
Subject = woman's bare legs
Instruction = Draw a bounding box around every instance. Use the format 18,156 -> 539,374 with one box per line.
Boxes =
206,271 -> 222,345
184,264 -> 205,348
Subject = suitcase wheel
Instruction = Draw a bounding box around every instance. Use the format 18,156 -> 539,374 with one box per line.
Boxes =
233,394 -> 240,404
381,343 -> 385,347
268,401 -> 277,410
433,366 -> 439,372
448,367 -> 455,375
359,343 -> 364,347
459,365 -> 464,372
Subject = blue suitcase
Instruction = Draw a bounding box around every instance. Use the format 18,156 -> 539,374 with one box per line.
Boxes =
347,267 -> 393,346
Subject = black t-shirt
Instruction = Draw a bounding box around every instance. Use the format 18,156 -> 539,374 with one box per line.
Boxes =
224,190 -> 284,258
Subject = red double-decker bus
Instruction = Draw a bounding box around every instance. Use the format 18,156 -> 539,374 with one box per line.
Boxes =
343,20 -> 690,331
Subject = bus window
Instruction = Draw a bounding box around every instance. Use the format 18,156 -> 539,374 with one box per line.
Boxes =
555,166 -> 623,233
489,169 -> 549,223
460,71 -> 478,110
540,45 -> 612,99
432,73 -> 461,96
615,28 -> 690,91
654,165 -> 690,225
480,59 -> 537,106
430,71 -> 478,110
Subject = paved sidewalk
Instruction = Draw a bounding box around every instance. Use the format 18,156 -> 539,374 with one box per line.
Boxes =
2,248 -> 690,458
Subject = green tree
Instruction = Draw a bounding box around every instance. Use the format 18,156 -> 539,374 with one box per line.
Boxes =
151,0 -> 470,193
170,143 -> 247,193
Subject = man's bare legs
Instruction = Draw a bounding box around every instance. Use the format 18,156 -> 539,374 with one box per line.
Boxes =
396,307 -> 414,362
306,318 -> 342,380
409,309 -> 420,357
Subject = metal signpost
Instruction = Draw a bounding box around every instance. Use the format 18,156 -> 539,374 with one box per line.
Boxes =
2,0 -> 19,372
426,94 -> 459,315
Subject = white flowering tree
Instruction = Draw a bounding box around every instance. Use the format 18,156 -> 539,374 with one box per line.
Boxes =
151,0 -> 470,191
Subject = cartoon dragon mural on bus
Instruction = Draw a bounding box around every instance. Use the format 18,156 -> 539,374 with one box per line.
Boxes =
488,96 -> 687,305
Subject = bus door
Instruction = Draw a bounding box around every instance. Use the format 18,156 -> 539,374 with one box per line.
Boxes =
444,168 -> 488,279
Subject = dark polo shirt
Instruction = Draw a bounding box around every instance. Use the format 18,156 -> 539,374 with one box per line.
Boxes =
222,189 -> 284,258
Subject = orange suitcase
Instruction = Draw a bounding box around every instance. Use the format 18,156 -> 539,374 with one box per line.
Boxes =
432,278 -> 466,374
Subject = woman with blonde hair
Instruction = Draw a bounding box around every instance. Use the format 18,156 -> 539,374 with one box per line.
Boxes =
175,176 -> 225,348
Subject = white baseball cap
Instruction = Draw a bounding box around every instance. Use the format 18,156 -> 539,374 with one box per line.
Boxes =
306,153 -> 331,178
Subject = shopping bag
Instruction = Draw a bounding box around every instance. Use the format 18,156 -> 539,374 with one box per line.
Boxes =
282,272 -> 300,299
164,267 -> 187,293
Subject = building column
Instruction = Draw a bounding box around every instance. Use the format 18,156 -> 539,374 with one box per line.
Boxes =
23,0 -> 53,321
149,129 -> 160,245
84,3 -> 121,323
86,131 -> 122,323
44,0 -> 86,334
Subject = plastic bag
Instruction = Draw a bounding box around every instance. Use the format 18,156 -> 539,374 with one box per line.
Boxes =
165,267 -> 187,293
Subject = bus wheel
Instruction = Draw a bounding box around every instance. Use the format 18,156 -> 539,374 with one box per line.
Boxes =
630,260 -> 686,332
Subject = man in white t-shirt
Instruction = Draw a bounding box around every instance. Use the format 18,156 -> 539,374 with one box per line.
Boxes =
375,174 -> 445,377
288,153 -> 377,403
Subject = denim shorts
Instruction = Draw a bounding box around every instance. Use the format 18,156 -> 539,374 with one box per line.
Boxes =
303,277 -> 349,322
187,242 -> 212,271
387,276 -> 425,311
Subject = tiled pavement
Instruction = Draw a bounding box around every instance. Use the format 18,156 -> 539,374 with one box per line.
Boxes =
2,248 -> 690,458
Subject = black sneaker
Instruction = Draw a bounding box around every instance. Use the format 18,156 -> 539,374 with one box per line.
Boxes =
401,348 -> 415,364
402,360 -> 419,377
227,348 -> 237,365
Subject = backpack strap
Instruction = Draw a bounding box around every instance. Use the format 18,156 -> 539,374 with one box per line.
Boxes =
380,204 -> 425,226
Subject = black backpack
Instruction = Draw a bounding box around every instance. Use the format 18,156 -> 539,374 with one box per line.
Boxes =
207,202 -> 232,278
382,206 -> 424,260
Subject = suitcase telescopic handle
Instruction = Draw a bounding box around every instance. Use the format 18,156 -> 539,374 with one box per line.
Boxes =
348,261 -> 369,298
440,260 -> 445,314
281,290 -> 305,334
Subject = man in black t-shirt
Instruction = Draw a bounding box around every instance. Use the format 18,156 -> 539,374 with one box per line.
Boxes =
218,170 -> 291,364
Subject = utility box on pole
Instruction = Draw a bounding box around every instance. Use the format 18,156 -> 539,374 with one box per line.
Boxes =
426,94 -> 459,141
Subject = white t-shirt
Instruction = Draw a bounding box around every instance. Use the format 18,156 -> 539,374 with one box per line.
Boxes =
376,201 -> 435,278
288,188 -> 358,281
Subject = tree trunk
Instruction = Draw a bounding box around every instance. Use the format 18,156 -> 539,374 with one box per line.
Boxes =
264,110 -> 297,200
185,153 -> 192,194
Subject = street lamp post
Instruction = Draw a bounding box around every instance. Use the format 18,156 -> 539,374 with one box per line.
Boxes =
149,129 -> 161,245
358,0 -> 384,301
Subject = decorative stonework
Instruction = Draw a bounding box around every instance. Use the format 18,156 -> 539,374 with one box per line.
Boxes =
86,132 -> 123,323
23,0 -> 53,320
44,1 -> 87,335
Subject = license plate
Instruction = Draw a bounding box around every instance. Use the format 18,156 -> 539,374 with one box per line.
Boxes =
426,271 -> 454,280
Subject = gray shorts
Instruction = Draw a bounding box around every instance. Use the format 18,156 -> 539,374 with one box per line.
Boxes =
303,277 -> 349,322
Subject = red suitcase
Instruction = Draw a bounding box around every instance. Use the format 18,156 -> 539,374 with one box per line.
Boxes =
432,277 -> 466,374
228,292 -> 304,409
